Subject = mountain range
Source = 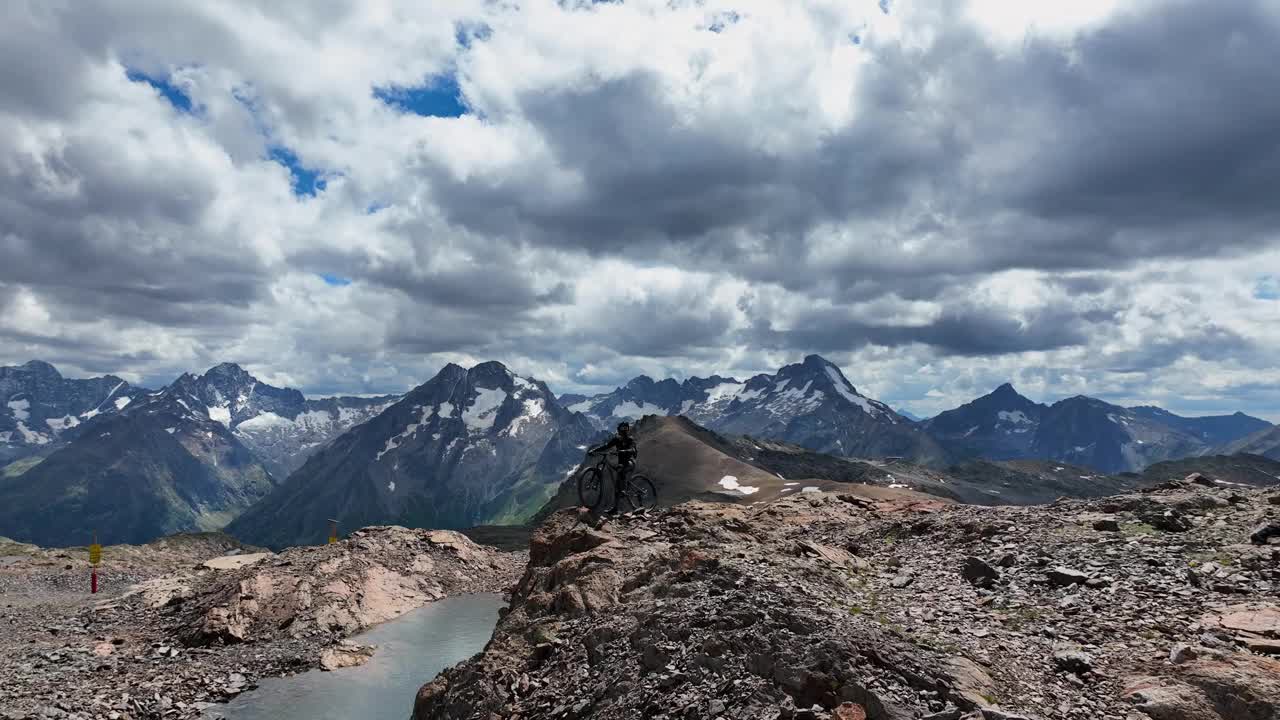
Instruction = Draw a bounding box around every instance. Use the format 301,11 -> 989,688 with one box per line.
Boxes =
564,355 -> 950,465
0,355 -> 1274,547
0,362 -> 396,546
923,383 -> 1271,473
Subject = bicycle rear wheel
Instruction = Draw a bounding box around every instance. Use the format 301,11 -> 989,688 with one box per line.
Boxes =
577,467 -> 605,509
622,474 -> 658,512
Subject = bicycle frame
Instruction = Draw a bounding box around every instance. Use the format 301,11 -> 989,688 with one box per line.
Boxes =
588,451 -> 635,492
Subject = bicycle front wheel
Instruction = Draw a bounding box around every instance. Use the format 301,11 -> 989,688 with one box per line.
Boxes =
622,474 -> 658,512
577,467 -> 605,509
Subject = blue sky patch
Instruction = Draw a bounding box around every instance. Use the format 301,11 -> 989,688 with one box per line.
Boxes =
268,145 -> 326,197
374,76 -> 467,118
1255,275 -> 1280,300
318,273 -> 352,287
125,68 -> 194,113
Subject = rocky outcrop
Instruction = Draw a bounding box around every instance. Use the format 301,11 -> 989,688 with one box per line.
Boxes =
415,479 -> 1279,720
174,526 -> 512,645
0,526 -> 524,720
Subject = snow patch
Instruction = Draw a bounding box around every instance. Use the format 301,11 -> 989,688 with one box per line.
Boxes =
235,412 -> 292,432
463,388 -> 507,431
165,427 -> 177,434
80,408 -> 101,420
388,481 -> 396,493
114,396 -> 132,410
705,382 -> 746,402
505,398 -> 546,436
783,482 -> 799,486
963,425 -> 979,437
207,405 -> 231,426
611,400 -> 666,420
378,406 -> 429,460
997,410 -> 1032,425
438,401 -> 456,418
717,475 -> 760,495
801,486 -> 820,493
15,422 -> 49,445
888,483 -> 908,489
824,366 -> 887,419
0,432 -> 10,443
45,415 -> 79,432
7,399 -> 30,420
567,399 -> 596,414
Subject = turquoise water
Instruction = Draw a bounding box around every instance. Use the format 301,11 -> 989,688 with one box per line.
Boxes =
206,593 -> 503,720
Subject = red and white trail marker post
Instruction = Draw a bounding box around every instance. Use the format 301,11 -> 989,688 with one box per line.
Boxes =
88,530 -> 102,594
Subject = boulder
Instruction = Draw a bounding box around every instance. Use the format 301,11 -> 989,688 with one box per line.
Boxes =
1249,521 -> 1280,546
1045,567 -> 1089,587
962,557 -> 1000,589
1144,509 -> 1194,532
1052,645 -> 1093,675
320,642 -> 376,671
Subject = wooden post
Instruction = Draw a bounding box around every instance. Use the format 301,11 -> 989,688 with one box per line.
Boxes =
327,519 -> 339,545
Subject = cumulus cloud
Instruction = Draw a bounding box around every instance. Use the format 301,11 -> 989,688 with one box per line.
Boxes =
2,0 -> 1280,420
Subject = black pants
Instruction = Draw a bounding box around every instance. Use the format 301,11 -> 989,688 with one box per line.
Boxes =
611,461 -> 634,509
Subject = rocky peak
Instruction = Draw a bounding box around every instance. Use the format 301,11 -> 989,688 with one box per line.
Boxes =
991,382 -> 1019,399
468,360 -> 515,390
801,353 -> 833,371
17,360 -> 60,378
201,362 -> 253,384
683,375 -> 740,392
625,374 -> 656,390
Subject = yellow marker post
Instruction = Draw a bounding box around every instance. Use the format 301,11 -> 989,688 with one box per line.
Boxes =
89,530 -> 102,594
327,518 -> 339,545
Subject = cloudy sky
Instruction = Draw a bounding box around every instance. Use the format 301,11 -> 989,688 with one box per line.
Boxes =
3,0 -> 1280,420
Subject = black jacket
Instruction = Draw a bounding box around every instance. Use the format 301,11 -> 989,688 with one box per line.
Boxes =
593,433 -> 638,466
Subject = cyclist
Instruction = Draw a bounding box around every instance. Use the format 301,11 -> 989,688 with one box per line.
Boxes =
588,421 -> 638,514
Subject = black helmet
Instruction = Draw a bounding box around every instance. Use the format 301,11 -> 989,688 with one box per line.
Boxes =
617,421 -> 631,432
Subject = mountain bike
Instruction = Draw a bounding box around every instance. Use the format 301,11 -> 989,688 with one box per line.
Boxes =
576,450 -> 658,513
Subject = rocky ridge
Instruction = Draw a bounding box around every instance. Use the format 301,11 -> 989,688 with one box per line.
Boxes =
0,527 -> 523,720
415,477 -> 1280,720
